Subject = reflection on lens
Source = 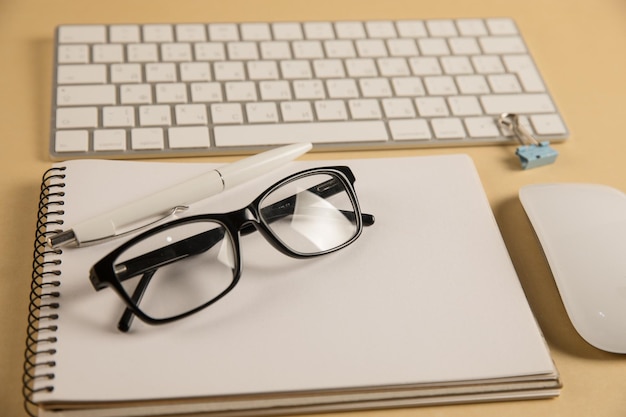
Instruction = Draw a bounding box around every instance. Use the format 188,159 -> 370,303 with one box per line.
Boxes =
259,172 -> 359,254
113,221 -> 236,319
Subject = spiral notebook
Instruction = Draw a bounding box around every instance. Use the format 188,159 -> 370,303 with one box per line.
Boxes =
24,154 -> 560,417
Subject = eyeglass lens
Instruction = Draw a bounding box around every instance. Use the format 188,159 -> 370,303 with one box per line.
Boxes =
260,172 -> 360,255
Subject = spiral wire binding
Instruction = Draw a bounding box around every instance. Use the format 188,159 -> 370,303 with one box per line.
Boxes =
23,166 -> 66,417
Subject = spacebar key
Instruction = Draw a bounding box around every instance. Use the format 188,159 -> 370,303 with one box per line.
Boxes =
214,121 -> 389,147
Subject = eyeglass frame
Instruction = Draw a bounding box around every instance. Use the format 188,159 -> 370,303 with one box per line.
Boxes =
89,165 -> 375,331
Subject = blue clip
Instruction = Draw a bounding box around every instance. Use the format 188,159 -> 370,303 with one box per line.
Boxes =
516,142 -> 559,170
498,113 -> 558,170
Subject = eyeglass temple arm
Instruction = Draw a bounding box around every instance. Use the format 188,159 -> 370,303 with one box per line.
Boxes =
117,270 -> 155,332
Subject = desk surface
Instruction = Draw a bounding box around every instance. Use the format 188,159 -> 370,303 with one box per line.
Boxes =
1,0 -> 625,416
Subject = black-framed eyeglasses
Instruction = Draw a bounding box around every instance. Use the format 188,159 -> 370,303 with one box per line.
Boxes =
89,166 -> 375,332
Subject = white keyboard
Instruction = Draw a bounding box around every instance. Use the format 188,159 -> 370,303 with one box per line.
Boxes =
50,18 -> 568,159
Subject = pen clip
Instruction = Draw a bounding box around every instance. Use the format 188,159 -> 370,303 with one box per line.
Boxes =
73,205 -> 189,247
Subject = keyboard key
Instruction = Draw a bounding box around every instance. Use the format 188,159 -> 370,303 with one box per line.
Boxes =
382,98 -> 416,118
345,58 -> 378,77
260,41 -> 293,59
156,83 -> 188,103
139,105 -> 172,126
530,114 -> 567,135
415,97 -> 449,117
488,74 -> 522,93
214,62 -> 245,81
456,75 -> 490,94
143,24 -> 174,42
479,36 -> 526,54
281,101 -> 314,122
175,104 -> 208,125
418,38 -> 450,56
208,24 -> 239,41
103,106 -> 135,127
315,100 -> 348,121
111,64 -> 142,83
56,107 -> 98,128
194,43 -> 226,61
92,44 -> 124,63
392,77 -> 425,96
109,25 -> 141,43
214,121 -> 388,146
293,41 -> 324,59
57,45 -> 89,64
456,19 -> 488,36
271,22 -> 303,40
120,84 -> 152,104
480,94 -> 556,114
127,44 -> 159,62
180,62 -> 212,82
210,103 -> 244,124
168,126 -> 210,148
355,39 -> 388,57
389,119 -> 431,140
486,18 -> 518,35
58,25 -> 106,44
409,57 -> 442,75
313,59 -> 346,78
161,43 -> 193,62
326,79 -> 359,99
448,96 -> 482,116
472,56 -> 505,74
259,80 -> 292,100
57,64 -> 107,84
227,42 -> 259,60
191,82 -> 223,102
386,38 -> 418,57
94,129 -> 127,151
359,78 -> 393,97
464,117 -> 501,138
424,76 -> 458,95
335,21 -> 367,39
325,40 -> 358,59
247,61 -> 279,80
175,24 -> 207,42
57,85 -> 116,106
378,58 -> 411,76
241,23 -> 272,41
246,102 -> 279,123
55,130 -> 89,152
225,81 -> 257,101
303,22 -> 335,40
365,21 -> 397,38
395,21 -> 427,38
146,63 -> 177,82
426,20 -> 457,37
294,80 -> 325,99
432,118 -> 466,139
131,128 -> 164,150
348,99 -> 382,120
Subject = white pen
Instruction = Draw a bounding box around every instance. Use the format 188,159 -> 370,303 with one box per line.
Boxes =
48,142 -> 313,248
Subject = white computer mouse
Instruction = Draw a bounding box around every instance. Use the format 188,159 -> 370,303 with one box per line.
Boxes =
519,183 -> 626,354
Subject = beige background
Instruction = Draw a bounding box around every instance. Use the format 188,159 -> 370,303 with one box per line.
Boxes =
1,0 -> 625,416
